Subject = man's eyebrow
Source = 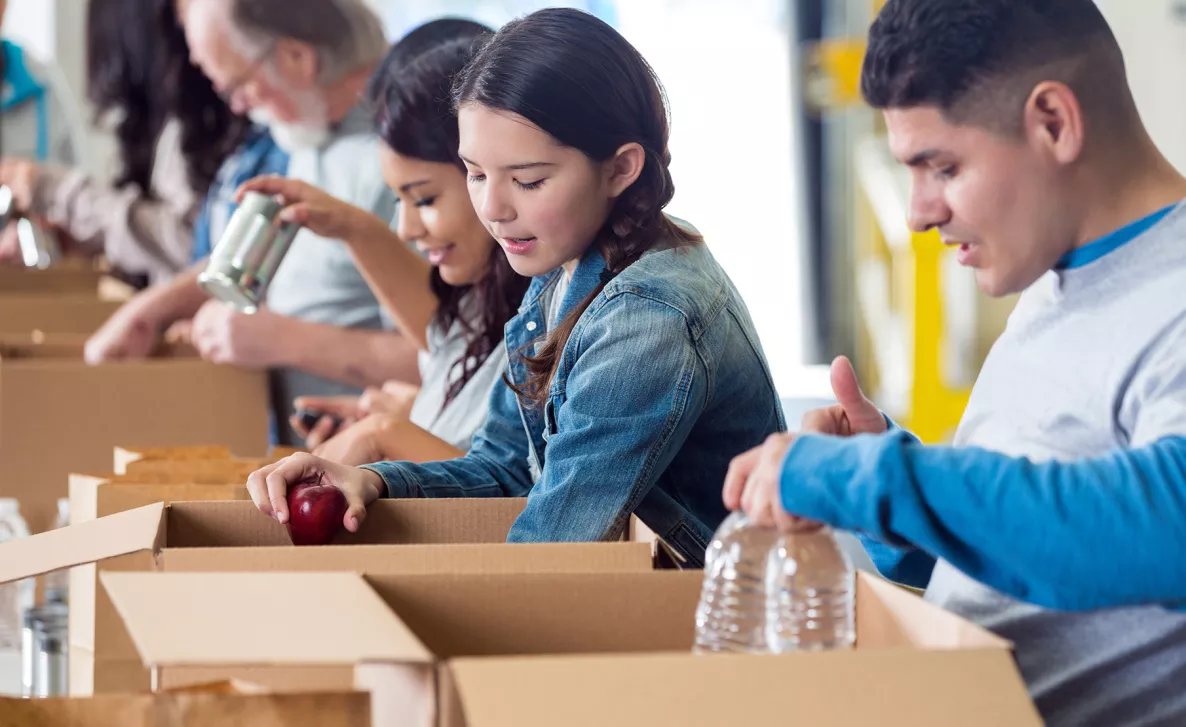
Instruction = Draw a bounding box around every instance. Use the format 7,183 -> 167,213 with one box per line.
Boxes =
904,149 -> 941,167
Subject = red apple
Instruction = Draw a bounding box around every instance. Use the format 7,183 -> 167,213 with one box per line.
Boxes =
286,478 -> 348,546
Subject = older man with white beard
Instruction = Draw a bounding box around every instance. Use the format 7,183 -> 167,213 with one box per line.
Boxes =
86,0 -> 419,445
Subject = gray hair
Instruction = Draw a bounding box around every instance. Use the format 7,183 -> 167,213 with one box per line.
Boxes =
228,0 -> 388,84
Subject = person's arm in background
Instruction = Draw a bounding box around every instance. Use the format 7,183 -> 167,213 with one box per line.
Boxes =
27,120 -> 199,282
236,176 -> 437,351
84,264 -> 209,363
313,415 -> 464,467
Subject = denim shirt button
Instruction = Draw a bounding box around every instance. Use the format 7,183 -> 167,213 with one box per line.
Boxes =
526,320 -> 538,332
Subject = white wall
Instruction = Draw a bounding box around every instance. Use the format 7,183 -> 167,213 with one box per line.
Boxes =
1097,0 -> 1186,173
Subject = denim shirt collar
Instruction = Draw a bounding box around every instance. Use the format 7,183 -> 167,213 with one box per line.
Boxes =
505,245 -> 609,474
518,244 -> 609,314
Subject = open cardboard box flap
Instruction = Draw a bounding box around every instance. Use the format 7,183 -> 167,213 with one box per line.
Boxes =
101,571 -> 433,667
0,503 -> 166,583
101,571 -> 701,671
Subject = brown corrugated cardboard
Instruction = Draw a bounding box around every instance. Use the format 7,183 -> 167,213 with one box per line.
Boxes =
0,265 -> 104,295
64,473 -> 257,685
0,335 -> 268,533
443,650 -> 1037,727
109,572 -> 432,669
0,497 -> 654,696
0,689 -> 371,726
113,446 -> 234,475
160,542 -> 652,576
101,570 -> 1041,726
112,445 -> 302,476
0,296 -> 122,333
116,458 -> 271,482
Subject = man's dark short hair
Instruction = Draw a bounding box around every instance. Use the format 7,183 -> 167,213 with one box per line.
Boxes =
861,0 -> 1136,134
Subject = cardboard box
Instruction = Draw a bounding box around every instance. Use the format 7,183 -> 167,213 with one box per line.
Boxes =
113,445 -> 235,474
0,265 -> 105,296
114,458 -> 272,482
0,295 -> 122,334
0,498 -> 653,695
0,684 -> 370,726
100,570 -> 1042,726
0,334 -> 268,533
112,445 -> 299,476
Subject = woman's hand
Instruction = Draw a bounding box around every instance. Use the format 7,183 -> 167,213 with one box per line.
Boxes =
313,414 -> 397,467
235,174 -> 383,243
246,453 -> 385,531
291,395 -> 363,448
359,380 -> 420,420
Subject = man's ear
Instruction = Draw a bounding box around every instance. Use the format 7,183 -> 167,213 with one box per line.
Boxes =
1024,81 -> 1085,165
273,38 -> 320,86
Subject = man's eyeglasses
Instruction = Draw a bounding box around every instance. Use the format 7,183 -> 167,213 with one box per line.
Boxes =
217,44 -> 276,105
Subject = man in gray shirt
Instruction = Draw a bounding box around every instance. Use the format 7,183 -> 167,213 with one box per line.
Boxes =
86,0 -> 419,445
726,1 -> 1186,725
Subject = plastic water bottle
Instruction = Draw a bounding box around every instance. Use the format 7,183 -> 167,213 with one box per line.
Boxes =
44,499 -> 70,605
0,499 -> 34,695
693,511 -> 780,653
694,511 -> 855,654
766,524 -> 855,652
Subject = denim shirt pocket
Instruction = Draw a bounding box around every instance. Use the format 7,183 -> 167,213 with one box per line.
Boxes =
663,518 -> 712,570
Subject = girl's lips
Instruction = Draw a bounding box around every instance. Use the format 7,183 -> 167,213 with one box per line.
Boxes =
502,237 -> 536,255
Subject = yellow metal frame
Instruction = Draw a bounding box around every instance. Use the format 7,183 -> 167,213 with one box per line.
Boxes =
814,0 -> 974,443
902,231 -> 972,443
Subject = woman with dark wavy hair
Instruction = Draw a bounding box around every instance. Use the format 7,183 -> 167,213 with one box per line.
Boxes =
246,9 -> 784,569
240,17 -> 529,465
0,0 -> 246,285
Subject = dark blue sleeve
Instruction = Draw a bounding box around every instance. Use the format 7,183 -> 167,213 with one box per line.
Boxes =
858,418 -> 937,588
779,431 -> 1186,611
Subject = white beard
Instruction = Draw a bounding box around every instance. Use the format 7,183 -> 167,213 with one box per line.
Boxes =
249,108 -> 331,152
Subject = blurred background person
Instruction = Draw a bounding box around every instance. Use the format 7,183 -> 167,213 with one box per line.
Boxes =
0,0 -> 81,165
242,18 -> 530,466
85,0 -> 419,446
0,0 -> 247,285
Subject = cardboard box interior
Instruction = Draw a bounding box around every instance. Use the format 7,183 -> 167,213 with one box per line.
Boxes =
98,570 -> 1042,727
0,335 -> 268,533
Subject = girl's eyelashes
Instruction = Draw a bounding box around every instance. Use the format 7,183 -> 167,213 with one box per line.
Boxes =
414,196 -> 437,208
464,173 -> 545,191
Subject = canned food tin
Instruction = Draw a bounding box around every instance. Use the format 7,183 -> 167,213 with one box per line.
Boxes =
197,191 -> 301,313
